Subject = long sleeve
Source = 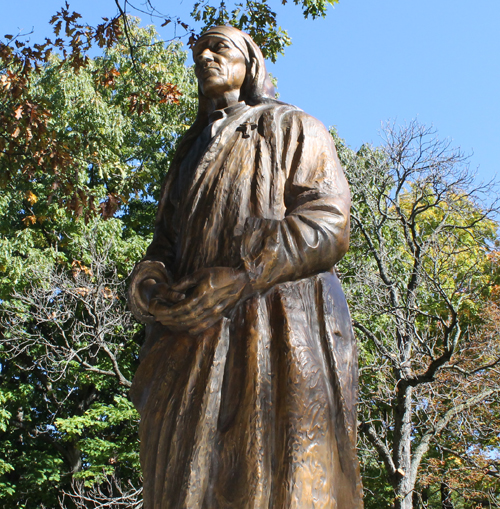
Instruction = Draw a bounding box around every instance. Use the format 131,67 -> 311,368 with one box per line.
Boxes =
240,111 -> 350,293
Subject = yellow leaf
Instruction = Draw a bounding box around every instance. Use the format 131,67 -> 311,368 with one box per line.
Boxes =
25,190 -> 38,204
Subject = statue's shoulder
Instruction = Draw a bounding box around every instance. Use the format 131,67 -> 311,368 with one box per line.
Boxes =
252,101 -> 327,132
273,104 -> 333,143
252,101 -> 300,119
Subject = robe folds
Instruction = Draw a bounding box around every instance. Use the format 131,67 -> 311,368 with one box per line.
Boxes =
129,102 -> 364,508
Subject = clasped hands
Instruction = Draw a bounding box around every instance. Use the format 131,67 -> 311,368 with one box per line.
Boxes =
141,267 -> 252,335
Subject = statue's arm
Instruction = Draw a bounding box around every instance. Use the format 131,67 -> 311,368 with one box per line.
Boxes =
240,111 -> 350,294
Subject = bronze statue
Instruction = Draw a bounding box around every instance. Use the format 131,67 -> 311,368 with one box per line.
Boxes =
128,25 -> 363,508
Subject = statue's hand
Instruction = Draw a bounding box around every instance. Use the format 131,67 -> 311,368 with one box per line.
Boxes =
150,267 -> 251,335
141,280 -> 185,322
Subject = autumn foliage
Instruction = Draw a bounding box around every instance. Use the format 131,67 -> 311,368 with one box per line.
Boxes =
0,6 -> 186,221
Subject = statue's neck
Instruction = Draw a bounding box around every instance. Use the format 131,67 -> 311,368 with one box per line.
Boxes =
209,89 -> 242,112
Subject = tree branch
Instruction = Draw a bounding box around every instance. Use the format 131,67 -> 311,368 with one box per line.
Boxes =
411,389 -> 500,477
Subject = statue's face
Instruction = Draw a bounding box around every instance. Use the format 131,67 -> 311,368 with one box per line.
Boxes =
193,35 -> 247,100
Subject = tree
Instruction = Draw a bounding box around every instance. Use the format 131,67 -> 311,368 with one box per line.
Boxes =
418,300 -> 500,507
0,21 -> 197,507
335,121 -> 500,509
60,472 -> 143,508
1,14 -> 196,222
1,224 -> 145,507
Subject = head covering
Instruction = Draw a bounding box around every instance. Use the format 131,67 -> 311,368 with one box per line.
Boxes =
196,26 -> 251,63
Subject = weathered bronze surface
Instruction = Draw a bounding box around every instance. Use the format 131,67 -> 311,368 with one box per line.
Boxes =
128,25 -> 363,508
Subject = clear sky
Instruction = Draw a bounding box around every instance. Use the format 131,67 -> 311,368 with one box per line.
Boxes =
2,0 -> 499,182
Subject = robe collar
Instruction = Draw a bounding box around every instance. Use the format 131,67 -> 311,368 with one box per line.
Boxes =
208,101 -> 249,138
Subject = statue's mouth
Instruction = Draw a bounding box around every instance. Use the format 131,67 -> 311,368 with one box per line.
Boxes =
200,65 -> 220,76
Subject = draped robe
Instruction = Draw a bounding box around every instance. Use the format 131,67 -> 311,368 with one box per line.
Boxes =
129,102 -> 364,508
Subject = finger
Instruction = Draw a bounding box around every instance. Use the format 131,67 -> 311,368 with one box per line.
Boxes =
152,284 -> 185,302
163,289 -> 185,303
148,298 -> 165,316
157,304 -> 215,331
187,300 -> 231,334
159,322 -> 190,333
171,271 -> 206,292
158,299 -> 227,333
168,289 -> 235,323
154,304 -> 204,327
158,319 -> 189,332
152,305 -> 190,328
157,292 -> 207,320
153,287 -> 233,329
184,298 -> 233,332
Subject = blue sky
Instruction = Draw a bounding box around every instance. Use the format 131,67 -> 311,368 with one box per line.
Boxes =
2,0 -> 499,182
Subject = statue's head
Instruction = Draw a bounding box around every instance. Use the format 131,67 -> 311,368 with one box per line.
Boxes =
192,26 -> 275,111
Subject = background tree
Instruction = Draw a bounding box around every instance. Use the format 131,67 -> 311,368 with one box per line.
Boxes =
418,300 -> 500,508
0,20 -> 196,507
335,121 -> 500,509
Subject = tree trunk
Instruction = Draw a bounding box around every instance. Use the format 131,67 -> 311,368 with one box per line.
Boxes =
393,383 -> 415,509
394,471 -> 415,509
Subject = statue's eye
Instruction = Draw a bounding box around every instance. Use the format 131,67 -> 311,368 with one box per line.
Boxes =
215,42 -> 229,51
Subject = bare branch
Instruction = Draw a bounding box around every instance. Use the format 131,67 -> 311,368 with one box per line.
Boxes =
60,473 -> 143,508
411,389 -> 500,477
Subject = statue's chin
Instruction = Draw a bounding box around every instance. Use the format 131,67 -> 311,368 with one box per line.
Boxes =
200,78 -> 227,98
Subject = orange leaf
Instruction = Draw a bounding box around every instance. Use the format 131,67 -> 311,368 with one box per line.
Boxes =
22,215 -> 37,225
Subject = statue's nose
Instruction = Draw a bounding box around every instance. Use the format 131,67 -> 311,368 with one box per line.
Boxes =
198,48 -> 214,63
